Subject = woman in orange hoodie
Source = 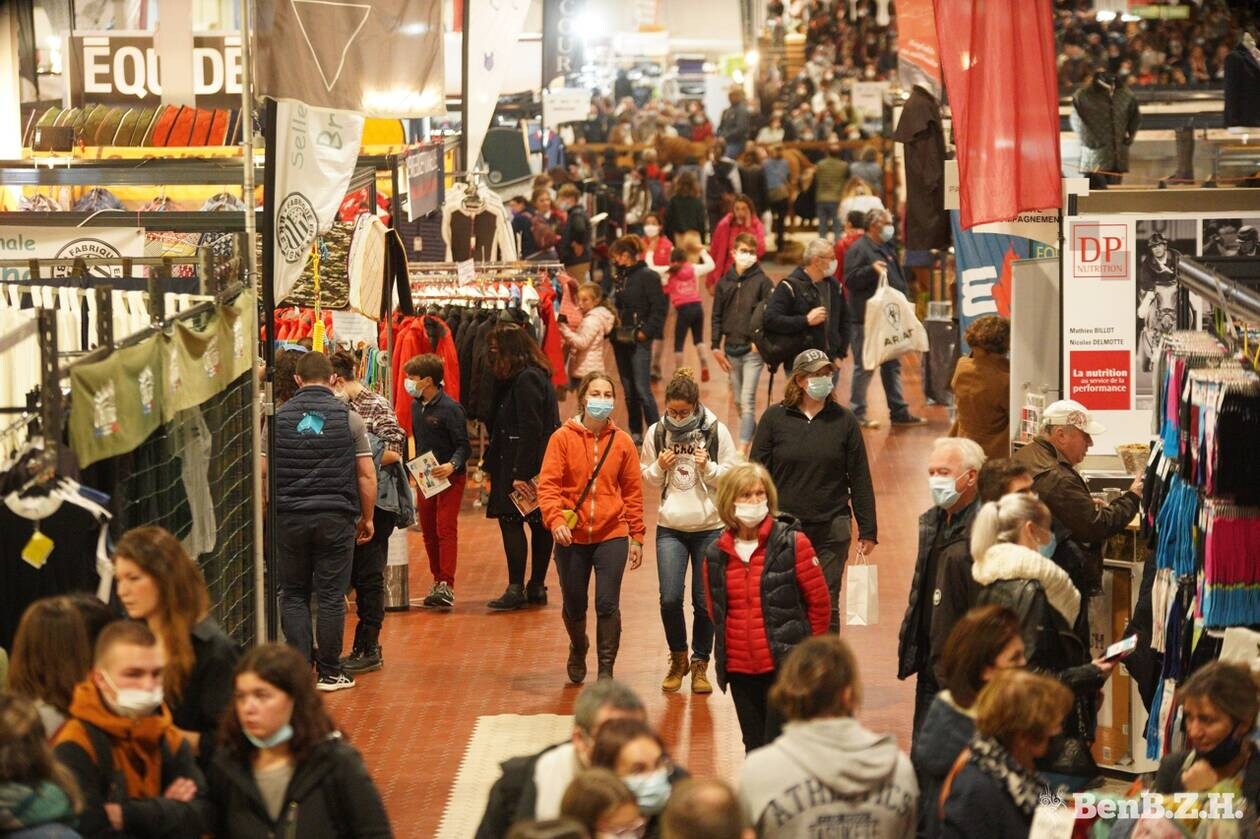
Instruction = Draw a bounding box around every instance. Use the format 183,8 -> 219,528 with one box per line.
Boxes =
538,371 -> 646,684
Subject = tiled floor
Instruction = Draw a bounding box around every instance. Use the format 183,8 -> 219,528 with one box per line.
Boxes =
326,284 -> 949,837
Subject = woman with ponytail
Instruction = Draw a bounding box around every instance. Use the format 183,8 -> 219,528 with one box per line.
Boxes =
970,493 -> 1115,790
640,368 -> 739,695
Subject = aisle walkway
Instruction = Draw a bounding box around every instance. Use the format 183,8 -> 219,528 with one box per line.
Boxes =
326,297 -> 950,836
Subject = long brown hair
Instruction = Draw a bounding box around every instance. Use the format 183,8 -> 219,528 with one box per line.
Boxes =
113,526 -> 211,701
0,693 -> 83,811
782,371 -> 832,409
7,597 -> 94,715
673,171 -> 700,198
942,605 -> 1023,709
488,323 -> 553,379
219,644 -> 336,764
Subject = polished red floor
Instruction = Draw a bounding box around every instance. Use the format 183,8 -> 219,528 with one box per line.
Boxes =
326,297 -> 948,836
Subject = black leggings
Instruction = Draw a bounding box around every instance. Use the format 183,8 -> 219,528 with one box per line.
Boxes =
499,518 -> 554,587
727,671 -> 783,752
673,302 -> 704,352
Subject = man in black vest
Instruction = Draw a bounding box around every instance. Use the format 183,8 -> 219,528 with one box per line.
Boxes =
268,351 -> 377,692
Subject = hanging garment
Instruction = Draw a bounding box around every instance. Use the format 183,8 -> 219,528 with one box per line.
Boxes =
440,182 -> 518,262
1223,44 -> 1260,128
348,213 -> 388,321
1070,80 -> 1141,175
892,86 -> 950,250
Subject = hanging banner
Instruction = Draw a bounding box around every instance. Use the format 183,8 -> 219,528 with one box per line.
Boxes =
951,210 -> 1031,352
934,0 -> 1061,228
271,100 -> 365,303
542,0 -> 586,91
0,227 -> 145,283
404,145 -> 443,222
896,0 -> 942,101
254,0 -> 445,117
69,335 -> 163,468
66,32 -> 244,108
465,0 -> 533,167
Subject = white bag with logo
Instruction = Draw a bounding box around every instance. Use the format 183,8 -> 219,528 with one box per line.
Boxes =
844,545 -> 879,626
862,270 -> 929,370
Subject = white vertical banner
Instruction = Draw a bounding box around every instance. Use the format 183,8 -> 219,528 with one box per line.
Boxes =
272,100 -> 365,302
155,0 -> 195,106
465,0 -> 533,166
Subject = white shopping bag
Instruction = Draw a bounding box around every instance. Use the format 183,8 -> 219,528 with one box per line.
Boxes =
862,270 -> 930,370
844,545 -> 879,626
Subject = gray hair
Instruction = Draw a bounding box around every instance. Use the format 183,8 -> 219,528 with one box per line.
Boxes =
864,207 -> 888,230
932,437 -> 986,474
970,492 -> 1052,559
573,679 -> 644,734
802,238 -> 833,265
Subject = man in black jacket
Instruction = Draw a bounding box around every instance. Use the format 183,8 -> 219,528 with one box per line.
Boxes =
556,183 -> 591,283
844,208 -> 924,429
476,680 -> 646,838
711,232 -> 772,451
896,437 -> 985,742
610,235 -> 667,443
763,238 -> 849,372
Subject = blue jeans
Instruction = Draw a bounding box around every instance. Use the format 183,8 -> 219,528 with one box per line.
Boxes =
614,340 -> 660,435
816,201 -> 840,240
849,321 -> 909,421
726,349 -> 765,445
656,526 -> 721,660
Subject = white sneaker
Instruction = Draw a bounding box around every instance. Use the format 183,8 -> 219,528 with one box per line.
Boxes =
316,672 -> 356,692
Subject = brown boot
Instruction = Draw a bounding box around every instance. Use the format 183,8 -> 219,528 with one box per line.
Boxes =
661,651 -> 689,692
596,611 -> 621,680
690,659 -> 713,694
563,613 -> 588,684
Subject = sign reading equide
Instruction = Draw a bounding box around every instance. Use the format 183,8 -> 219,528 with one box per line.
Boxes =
67,32 -> 244,108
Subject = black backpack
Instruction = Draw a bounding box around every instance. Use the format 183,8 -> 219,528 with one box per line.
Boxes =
751,280 -> 807,368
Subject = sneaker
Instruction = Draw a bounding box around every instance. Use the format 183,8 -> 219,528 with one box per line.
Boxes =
343,647 -> 382,674
437,582 -> 455,608
421,582 -> 446,609
891,414 -> 928,426
858,418 -> 881,429
316,672 -> 356,692
487,585 -> 528,611
526,582 -> 547,606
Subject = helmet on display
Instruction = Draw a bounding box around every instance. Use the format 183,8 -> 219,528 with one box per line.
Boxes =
1239,226 -> 1258,244
1148,232 -> 1168,247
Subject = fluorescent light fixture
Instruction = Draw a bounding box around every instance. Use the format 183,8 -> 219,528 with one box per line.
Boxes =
400,22 -> 430,35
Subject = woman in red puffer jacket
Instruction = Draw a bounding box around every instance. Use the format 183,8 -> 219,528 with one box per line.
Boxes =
703,462 -> 830,753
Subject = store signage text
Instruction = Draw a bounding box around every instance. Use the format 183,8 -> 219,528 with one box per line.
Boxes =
69,32 -> 244,108
1071,222 -> 1129,279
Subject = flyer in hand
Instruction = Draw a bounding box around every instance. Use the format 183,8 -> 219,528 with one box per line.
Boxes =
407,450 -> 451,499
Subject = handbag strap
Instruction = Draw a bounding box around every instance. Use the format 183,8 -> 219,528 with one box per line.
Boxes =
574,433 -> 615,510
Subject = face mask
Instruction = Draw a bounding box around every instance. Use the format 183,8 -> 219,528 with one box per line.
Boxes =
586,397 -> 615,420
245,723 -> 294,750
664,411 -> 700,434
333,388 -> 350,403
735,500 -> 769,528
1200,727 -> 1246,769
643,224 -> 660,238
805,376 -> 832,400
929,474 -> 961,509
734,251 -> 757,272
101,671 -> 163,719
881,224 -> 895,243
623,767 -> 671,815
1038,531 -> 1058,559
825,259 -> 838,276
404,378 -> 422,398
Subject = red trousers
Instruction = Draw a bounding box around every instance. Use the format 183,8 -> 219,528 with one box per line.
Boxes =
417,474 -> 466,584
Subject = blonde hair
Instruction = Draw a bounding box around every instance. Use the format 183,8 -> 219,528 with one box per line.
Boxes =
716,463 -> 778,529
974,669 -> 1072,747
969,493 -> 1052,560
577,282 -> 618,323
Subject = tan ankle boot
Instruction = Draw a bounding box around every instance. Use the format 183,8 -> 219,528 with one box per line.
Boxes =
690,659 -> 713,694
661,651 -> 689,692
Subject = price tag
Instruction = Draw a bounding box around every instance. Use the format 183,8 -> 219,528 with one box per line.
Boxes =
22,529 -> 54,569
457,259 -> 476,284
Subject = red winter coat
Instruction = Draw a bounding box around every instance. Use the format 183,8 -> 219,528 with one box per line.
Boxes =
704,515 -> 830,679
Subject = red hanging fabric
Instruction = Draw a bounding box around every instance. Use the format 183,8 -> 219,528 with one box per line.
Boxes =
536,280 -> 568,388
933,0 -> 1061,228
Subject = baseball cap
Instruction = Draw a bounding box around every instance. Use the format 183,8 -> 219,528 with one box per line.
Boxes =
792,349 -> 831,376
1042,399 -> 1107,435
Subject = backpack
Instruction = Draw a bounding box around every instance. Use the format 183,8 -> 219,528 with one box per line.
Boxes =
751,279 -> 807,368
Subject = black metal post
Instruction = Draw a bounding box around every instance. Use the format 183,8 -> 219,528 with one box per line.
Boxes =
261,98 -> 280,640
461,0 -> 471,168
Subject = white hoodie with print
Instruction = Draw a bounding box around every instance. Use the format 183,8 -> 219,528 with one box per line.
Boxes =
640,407 -> 739,532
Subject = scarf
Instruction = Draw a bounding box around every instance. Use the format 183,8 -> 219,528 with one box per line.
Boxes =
663,407 -> 705,440
967,735 -> 1050,819
972,542 -> 1082,626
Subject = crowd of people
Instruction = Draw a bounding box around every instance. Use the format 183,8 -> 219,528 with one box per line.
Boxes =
1055,0 -> 1259,91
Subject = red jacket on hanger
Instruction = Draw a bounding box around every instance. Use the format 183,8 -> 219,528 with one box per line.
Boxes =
536,280 -> 567,388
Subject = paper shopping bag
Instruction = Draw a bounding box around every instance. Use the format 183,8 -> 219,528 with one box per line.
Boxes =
845,557 -> 879,626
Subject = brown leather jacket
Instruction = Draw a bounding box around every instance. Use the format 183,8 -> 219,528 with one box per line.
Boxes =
949,348 -> 1010,460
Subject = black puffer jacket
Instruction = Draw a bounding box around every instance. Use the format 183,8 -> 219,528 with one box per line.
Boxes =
710,263 -> 772,352
207,735 -> 391,839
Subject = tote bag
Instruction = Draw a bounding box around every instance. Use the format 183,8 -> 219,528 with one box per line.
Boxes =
844,545 -> 879,626
862,270 -> 929,370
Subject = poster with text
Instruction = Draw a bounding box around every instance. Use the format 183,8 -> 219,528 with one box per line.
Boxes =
1134,219 -> 1196,394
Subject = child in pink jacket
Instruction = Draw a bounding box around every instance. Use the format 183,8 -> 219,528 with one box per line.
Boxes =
650,247 -> 715,380
558,282 -> 617,387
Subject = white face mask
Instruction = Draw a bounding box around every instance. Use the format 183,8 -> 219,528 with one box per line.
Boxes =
101,671 -> 163,719
734,500 -> 768,528
734,251 -> 757,271
643,224 -> 660,238
825,259 -> 838,276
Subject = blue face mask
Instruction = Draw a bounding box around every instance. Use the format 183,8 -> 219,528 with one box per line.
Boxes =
623,768 -> 671,815
1038,531 -> 1058,559
404,378 -> 422,398
929,475 -> 961,509
245,723 -> 293,750
585,397 -> 615,420
805,376 -> 832,400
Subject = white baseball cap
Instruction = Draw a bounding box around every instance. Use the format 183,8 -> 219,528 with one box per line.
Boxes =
1042,399 -> 1107,435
